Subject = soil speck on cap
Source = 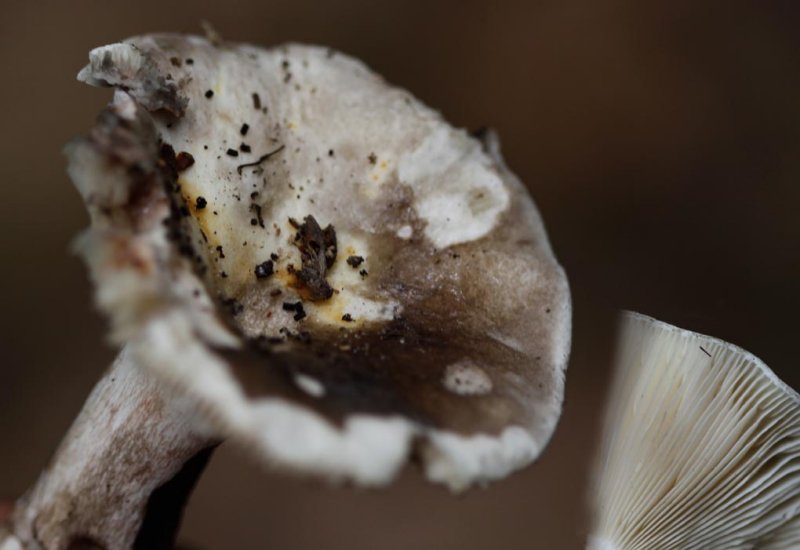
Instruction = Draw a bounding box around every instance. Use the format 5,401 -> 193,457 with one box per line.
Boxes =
255,260 -> 274,279
282,301 -> 307,321
346,255 -> 364,268
175,152 -> 195,171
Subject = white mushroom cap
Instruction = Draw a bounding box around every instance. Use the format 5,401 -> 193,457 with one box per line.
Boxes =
69,34 -> 571,491
589,312 -> 800,549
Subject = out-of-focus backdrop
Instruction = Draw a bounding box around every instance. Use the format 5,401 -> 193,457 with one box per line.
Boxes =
2,1 -> 800,548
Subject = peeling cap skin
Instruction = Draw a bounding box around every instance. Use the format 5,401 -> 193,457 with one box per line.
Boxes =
69,34 -> 571,491
589,312 -> 800,549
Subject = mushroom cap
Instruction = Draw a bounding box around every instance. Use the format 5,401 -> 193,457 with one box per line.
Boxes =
68,34 -> 571,491
590,312 -> 800,548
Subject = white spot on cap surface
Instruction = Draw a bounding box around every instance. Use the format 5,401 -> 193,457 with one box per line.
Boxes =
396,225 -> 413,239
397,127 -> 509,249
442,359 -> 492,396
294,373 -> 326,397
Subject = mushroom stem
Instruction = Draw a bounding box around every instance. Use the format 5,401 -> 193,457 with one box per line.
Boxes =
1,348 -> 218,549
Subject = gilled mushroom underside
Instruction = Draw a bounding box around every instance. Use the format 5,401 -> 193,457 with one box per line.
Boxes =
66,34 -> 571,491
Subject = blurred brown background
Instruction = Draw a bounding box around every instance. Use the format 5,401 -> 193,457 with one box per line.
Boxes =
2,1 -> 800,548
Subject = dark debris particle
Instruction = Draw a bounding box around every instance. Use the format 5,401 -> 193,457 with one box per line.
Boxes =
270,253 -> 279,261
179,206 -> 190,217
220,271 -> 228,278
175,152 -> 195,172
215,245 -> 225,259
359,269 -> 368,278
255,260 -> 274,279
342,313 -> 354,322
368,152 -> 377,164
240,123 -> 249,136
195,196 -> 207,210
252,92 -> 261,110
226,148 -> 239,157
186,58 -> 194,65
328,149 -> 335,157
282,301 -> 306,321
346,255 -> 364,268
170,57 -> 182,67
205,90 -> 214,98
250,219 -> 258,226
240,143 -> 251,153
237,145 -> 285,175
250,204 -> 265,228
291,215 -> 337,301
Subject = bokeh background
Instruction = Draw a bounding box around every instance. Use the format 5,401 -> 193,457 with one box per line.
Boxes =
2,1 -> 800,548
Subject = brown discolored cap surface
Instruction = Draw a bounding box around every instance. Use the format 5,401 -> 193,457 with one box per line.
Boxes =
68,34 -> 571,490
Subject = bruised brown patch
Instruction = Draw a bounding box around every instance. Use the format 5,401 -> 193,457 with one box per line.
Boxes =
216,311 -> 534,436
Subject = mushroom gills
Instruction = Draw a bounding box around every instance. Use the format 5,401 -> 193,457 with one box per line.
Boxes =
590,312 -> 800,549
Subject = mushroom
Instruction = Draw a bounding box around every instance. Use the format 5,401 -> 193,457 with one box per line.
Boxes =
589,312 -> 800,549
1,34 -> 571,548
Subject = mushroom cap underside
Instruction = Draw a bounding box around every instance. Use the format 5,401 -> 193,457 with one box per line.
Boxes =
590,312 -> 800,548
